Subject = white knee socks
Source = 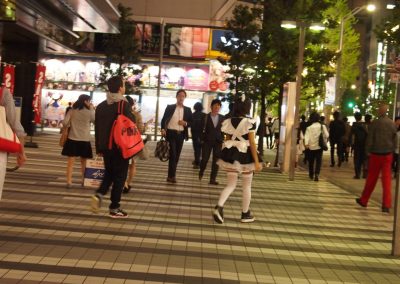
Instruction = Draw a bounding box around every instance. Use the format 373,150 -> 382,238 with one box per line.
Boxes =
217,172 -> 238,207
241,173 -> 253,213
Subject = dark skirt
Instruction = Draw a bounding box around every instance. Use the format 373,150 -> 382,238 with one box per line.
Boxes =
220,147 -> 254,164
62,139 -> 93,158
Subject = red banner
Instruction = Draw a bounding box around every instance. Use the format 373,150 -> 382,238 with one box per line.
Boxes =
32,64 -> 46,124
2,65 -> 15,94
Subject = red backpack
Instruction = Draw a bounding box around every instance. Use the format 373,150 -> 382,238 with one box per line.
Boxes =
108,100 -> 144,159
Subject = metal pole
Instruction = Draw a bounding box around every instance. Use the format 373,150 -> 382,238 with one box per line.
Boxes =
289,24 -> 305,181
153,19 -> 165,141
335,18 -> 344,108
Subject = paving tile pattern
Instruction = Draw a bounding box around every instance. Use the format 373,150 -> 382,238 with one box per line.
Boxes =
1,133 -> 399,283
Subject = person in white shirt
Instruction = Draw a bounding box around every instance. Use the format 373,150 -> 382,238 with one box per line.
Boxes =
304,112 -> 329,181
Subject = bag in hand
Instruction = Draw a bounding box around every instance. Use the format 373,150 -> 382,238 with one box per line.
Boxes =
155,137 -> 170,162
318,124 -> 328,151
59,127 -> 70,147
0,88 -> 21,153
83,156 -> 105,188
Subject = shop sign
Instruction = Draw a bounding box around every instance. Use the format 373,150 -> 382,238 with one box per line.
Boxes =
33,64 -> 46,124
184,66 -> 209,91
2,64 -> 15,94
209,80 -> 219,91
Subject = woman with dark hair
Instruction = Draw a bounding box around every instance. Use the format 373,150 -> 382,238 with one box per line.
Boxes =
191,102 -> 205,169
304,112 -> 329,181
62,94 -> 95,188
213,95 -> 262,224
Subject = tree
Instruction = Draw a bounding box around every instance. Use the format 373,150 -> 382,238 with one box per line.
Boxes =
100,4 -> 141,94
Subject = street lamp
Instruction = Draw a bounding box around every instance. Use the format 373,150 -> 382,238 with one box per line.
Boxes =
335,3 -> 376,106
281,21 -> 325,181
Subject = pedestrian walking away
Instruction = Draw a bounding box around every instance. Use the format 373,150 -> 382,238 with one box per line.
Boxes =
199,99 -> 224,185
61,94 -> 95,188
356,104 -> 397,213
161,89 -> 192,184
212,95 -> 262,224
350,112 -> 367,179
91,76 -> 136,218
329,111 -> 345,167
191,102 -> 205,169
304,112 -> 329,182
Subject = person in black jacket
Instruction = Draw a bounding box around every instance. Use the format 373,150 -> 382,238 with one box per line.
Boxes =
329,111 -> 345,167
199,99 -> 224,185
350,112 -> 367,179
91,76 -> 136,218
191,102 -> 205,169
161,89 -> 192,183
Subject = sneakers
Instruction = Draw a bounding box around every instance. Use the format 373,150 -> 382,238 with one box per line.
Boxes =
109,208 -> 128,218
241,210 -> 255,223
213,205 -> 224,224
91,193 -> 102,213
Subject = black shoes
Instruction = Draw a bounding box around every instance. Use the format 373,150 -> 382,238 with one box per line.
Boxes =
353,175 -> 361,179
382,207 -> 390,213
213,205 -> 224,224
209,180 -> 219,185
314,175 -> 319,182
166,177 -> 177,183
241,210 -> 255,223
123,185 -> 132,193
198,172 -> 203,181
355,198 -> 367,208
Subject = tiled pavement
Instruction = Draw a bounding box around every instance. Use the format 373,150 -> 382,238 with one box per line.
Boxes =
1,133 -> 400,284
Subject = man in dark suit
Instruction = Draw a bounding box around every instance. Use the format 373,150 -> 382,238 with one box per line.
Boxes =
199,99 -> 224,185
161,89 -> 192,183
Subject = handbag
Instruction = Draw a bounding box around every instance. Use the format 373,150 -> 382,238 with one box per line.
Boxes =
83,156 -> 105,188
154,137 -> 170,162
59,110 -> 73,147
318,124 -> 328,151
0,88 -> 22,153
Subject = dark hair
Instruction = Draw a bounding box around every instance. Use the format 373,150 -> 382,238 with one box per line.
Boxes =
320,116 -> 325,122
125,95 -> 134,107
309,112 -> 320,123
107,76 -> 123,93
354,112 -> 362,121
343,116 -> 348,122
395,116 -> 400,121
193,102 -> 203,112
211,99 -> 222,107
176,89 -> 187,97
73,94 -> 91,110
365,114 -> 372,122
301,114 -> 306,121
333,111 -> 340,119
233,96 -> 251,117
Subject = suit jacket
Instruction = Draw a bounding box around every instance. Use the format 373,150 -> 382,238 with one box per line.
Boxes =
161,104 -> 192,140
202,113 -> 224,143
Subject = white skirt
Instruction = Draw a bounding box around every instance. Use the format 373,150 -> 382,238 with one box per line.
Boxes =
217,159 -> 255,173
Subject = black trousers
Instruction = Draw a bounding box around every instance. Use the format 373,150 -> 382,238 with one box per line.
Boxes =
96,148 -> 129,210
200,141 -> 222,182
192,134 -> 202,166
166,130 -> 185,178
308,149 -> 323,177
353,146 -> 366,178
330,140 -> 343,165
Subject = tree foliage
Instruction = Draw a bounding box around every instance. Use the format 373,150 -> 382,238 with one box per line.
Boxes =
100,4 -> 141,94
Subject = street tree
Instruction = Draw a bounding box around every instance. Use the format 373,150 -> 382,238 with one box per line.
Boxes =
100,3 -> 141,94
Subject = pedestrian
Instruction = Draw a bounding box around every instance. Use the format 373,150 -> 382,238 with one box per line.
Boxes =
161,89 -> 192,184
266,117 -> 274,149
212,95 -> 263,224
342,116 -> 352,162
270,117 -> 280,149
199,99 -> 224,185
91,76 -> 136,218
304,112 -> 329,181
393,117 -> 400,178
356,104 -> 397,213
299,114 -> 309,164
329,111 -> 345,167
363,113 -> 373,178
123,96 -> 145,194
65,102 -> 72,114
191,102 -> 205,169
0,87 -> 27,200
61,94 -> 95,188
350,112 -> 367,179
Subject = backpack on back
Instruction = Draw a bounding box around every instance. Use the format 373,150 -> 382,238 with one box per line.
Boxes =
108,100 -> 144,159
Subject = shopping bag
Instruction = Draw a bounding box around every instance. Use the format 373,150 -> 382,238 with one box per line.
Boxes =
83,157 -> 105,188
0,104 -> 21,153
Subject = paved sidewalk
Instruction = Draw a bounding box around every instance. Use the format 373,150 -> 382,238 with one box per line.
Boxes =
1,133 -> 400,283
